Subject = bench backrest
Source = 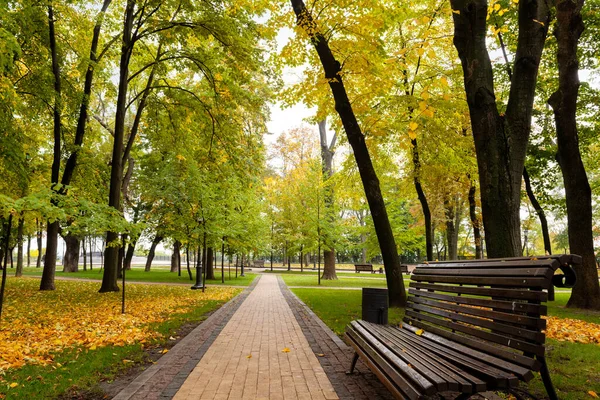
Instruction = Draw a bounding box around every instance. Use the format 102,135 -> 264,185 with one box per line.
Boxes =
404,258 -> 561,372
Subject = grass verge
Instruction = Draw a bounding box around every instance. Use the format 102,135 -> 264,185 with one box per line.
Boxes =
281,274 -> 410,288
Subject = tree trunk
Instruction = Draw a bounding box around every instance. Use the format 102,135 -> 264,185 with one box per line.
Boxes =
41,2 -> 62,291
548,0 -> 600,309
206,247 -> 215,280
82,238 -> 87,271
171,241 -> 181,273
186,246 -> 193,280
412,139 -> 434,261
468,181 -> 483,259
36,220 -> 42,268
27,235 -> 31,267
15,218 -> 24,277
450,0 -> 549,258
124,239 -> 136,270
89,237 -> 93,270
318,119 -> 338,280
291,0 -> 405,306
523,168 -> 552,255
63,234 -> 80,273
101,0 -> 135,293
445,195 -> 462,260
144,235 -> 163,272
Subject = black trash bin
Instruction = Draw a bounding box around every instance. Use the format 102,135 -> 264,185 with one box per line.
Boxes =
362,287 -> 388,324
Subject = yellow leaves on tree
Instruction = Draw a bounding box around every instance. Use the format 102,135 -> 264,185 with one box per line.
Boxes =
0,279 -> 238,373
545,316 -> 600,345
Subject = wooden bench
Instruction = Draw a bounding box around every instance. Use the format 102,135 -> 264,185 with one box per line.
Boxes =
355,263 -> 374,273
345,255 -> 579,400
253,260 -> 265,268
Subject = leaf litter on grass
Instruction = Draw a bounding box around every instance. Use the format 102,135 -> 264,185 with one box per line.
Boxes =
0,279 -> 238,374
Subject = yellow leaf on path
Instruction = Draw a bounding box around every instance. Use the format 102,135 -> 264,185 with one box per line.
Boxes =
246,354 -> 252,359
415,329 -> 424,336
161,349 -> 169,354
282,347 -> 291,353
588,391 -> 599,398
316,353 -> 325,357
9,383 -> 18,388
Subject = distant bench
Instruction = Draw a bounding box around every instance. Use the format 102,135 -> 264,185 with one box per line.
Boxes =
345,255 -> 579,400
354,264 -> 409,274
252,260 -> 265,268
354,263 -> 375,273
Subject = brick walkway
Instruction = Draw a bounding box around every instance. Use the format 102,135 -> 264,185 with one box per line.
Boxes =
173,274 -> 338,400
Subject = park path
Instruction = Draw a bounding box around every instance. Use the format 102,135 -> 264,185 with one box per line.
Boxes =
172,274 -> 339,400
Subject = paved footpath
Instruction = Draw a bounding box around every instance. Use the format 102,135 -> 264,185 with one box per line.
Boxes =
173,274 -> 338,400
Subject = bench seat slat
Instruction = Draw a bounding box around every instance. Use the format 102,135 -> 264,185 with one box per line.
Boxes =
407,289 -> 547,320
346,327 -> 426,399
349,322 -> 437,394
410,282 -> 548,302
366,323 -> 485,392
376,323 -> 517,390
407,301 -> 546,343
411,274 -> 550,289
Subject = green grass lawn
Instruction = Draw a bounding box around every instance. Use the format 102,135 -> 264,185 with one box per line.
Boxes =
291,287 -> 600,399
19,266 -> 257,286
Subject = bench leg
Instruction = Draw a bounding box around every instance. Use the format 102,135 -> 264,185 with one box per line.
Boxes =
539,356 -> 558,400
346,352 -> 359,375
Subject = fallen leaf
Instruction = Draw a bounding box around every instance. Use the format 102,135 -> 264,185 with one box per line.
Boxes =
161,349 -> 169,354
415,329 -> 424,336
589,391 -> 599,398
316,353 -> 325,357
246,354 -> 252,359
9,383 -> 18,388
282,348 -> 291,353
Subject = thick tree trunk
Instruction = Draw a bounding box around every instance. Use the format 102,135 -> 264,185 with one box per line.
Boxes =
468,181 -> 483,259
450,0 -> 549,258
291,0 -> 405,306
548,0 -> 600,309
144,235 -> 163,272
41,2 -> 62,291
445,195 -> 462,260
171,241 -> 181,273
124,239 -> 136,270
318,120 -> 338,280
15,218 -> 24,277
62,234 -> 80,273
101,0 -> 135,293
206,247 -> 215,280
523,168 -> 552,255
36,220 -> 42,268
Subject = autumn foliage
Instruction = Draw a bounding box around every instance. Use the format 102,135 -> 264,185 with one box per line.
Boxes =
0,279 -> 238,373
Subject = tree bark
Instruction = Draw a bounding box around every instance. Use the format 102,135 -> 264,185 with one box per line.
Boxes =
124,239 -> 136,270
206,247 -> 215,280
15,218 -> 24,277
444,196 -> 460,260
186,246 -> 193,280
27,235 -> 31,267
82,238 -> 87,271
468,181 -> 483,259
144,235 -> 163,272
89,236 -> 93,270
450,0 -> 549,258
412,139 -> 434,261
62,234 -> 80,273
171,241 -> 181,273
523,167 -> 552,255
36,219 -> 42,268
291,0 -> 406,306
41,2 -> 62,291
101,0 -> 135,293
318,119 -> 338,280
548,0 -> 600,309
